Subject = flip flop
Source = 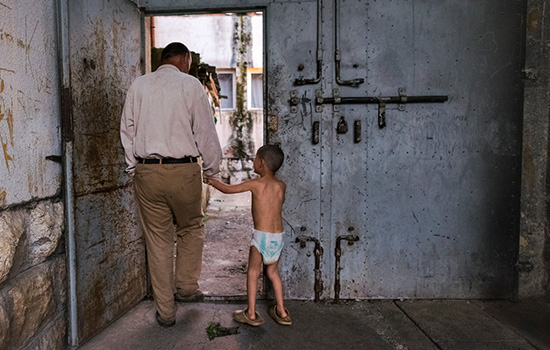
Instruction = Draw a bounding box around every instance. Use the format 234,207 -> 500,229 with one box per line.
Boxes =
269,305 -> 292,326
233,309 -> 264,326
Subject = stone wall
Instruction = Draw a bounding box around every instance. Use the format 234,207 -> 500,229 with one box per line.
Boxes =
0,201 -> 66,350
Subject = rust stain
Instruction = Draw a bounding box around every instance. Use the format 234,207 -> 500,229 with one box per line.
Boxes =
0,188 -> 6,206
0,30 -> 14,43
6,103 -> 13,146
527,9 -> 539,33
0,134 -> 14,171
0,78 -> 14,171
0,98 -> 15,146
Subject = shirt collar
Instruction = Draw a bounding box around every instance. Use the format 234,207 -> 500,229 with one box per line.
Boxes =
156,64 -> 181,72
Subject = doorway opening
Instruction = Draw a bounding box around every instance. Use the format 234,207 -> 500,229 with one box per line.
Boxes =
148,12 -> 265,297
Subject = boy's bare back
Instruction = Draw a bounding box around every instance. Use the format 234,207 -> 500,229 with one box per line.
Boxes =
207,144 -> 286,234
205,173 -> 286,233
249,175 -> 286,234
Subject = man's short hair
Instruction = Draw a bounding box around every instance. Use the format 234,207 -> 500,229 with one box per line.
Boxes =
257,145 -> 284,173
161,42 -> 190,62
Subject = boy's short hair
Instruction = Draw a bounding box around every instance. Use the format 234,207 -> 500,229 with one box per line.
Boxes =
257,145 -> 284,173
161,42 -> 190,62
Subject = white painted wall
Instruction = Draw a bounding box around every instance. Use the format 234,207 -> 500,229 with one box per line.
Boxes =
154,13 -> 263,68
0,0 -> 62,207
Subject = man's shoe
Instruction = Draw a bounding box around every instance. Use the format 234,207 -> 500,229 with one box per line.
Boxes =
174,290 -> 205,303
156,312 -> 175,328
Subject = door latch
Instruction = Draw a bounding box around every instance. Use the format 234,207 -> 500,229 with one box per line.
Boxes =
337,116 -> 348,134
378,100 -> 387,129
353,120 -> 361,143
312,121 -> 320,145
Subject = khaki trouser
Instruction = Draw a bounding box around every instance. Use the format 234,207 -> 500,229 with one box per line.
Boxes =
134,162 -> 204,322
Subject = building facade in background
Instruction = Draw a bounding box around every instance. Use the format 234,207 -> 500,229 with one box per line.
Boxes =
154,13 -> 264,183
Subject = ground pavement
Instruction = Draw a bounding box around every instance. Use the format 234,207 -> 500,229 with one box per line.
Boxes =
79,297 -> 550,350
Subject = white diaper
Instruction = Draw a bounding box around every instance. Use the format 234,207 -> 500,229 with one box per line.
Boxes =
250,229 -> 284,265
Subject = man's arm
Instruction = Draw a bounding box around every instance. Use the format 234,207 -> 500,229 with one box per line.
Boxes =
192,91 -> 222,179
207,179 -> 256,194
120,85 -> 137,176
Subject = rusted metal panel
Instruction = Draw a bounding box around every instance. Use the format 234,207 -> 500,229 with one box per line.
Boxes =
137,0 -> 271,13
75,188 -> 145,341
68,0 -> 146,343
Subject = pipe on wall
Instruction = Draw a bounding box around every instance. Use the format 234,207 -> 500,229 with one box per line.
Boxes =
293,0 -> 323,85
333,0 -> 364,87
56,0 -> 78,347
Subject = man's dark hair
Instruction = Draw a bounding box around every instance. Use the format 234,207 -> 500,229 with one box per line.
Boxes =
257,145 -> 284,173
161,42 -> 190,62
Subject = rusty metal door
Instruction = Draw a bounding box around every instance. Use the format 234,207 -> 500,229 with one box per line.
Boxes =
267,0 -> 525,300
67,0 -> 146,344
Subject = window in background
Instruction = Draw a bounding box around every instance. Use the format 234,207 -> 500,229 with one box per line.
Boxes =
247,68 -> 263,110
217,70 -> 236,110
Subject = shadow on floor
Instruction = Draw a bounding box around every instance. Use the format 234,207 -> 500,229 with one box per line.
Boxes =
78,298 -> 550,350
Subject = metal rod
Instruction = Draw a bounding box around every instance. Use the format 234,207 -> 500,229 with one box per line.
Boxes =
294,0 -> 323,85
296,236 -> 324,303
57,0 -> 78,347
334,234 -> 359,303
334,0 -> 364,87
321,95 -> 449,105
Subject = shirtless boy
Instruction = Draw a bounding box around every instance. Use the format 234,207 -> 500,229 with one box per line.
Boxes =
205,145 -> 291,326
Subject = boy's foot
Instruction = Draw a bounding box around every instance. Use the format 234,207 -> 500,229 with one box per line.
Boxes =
233,309 -> 264,326
174,290 -> 204,303
269,305 -> 292,326
156,312 -> 175,328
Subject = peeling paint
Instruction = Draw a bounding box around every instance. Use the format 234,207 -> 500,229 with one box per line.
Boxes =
0,72 -> 15,172
527,9 -> 539,32
520,236 -> 528,248
0,187 -> 6,206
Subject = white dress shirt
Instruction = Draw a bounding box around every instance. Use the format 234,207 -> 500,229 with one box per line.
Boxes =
120,64 -> 222,178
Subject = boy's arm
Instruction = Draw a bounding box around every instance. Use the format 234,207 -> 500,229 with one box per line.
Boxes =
207,178 -> 256,194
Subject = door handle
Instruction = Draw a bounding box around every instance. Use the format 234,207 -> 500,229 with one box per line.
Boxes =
353,120 -> 361,143
312,121 -> 320,145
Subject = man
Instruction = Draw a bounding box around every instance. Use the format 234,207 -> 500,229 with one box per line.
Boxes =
120,42 -> 222,327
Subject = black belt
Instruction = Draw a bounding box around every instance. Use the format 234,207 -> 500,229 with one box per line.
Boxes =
137,157 -> 198,164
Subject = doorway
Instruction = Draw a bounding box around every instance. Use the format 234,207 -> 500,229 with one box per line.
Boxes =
149,12 -> 265,297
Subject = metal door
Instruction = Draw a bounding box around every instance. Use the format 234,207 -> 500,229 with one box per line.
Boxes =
267,0 -> 525,300
266,1 -> 325,300
67,0 -> 146,344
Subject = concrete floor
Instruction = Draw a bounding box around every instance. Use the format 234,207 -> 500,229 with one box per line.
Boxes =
79,298 -> 550,350
200,190 -> 253,297
80,191 -> 550,350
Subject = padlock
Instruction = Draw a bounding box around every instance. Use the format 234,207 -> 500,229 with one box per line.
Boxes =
337,116 -> 348,134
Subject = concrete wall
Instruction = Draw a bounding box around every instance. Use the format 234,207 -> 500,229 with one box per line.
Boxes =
519,0 -> 550,298
0,0 -> 66,349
